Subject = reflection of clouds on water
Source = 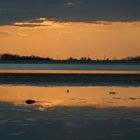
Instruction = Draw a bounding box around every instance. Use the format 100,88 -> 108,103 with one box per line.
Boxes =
113,97 -> 122,100
8,131 -> 26,136
0,102 -> 139,139
0,86 -> 140,110
0,120 -> 7,124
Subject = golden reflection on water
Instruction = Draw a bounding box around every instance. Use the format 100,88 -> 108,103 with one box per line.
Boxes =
0,86 -> 140,110
0,70 -> 140,74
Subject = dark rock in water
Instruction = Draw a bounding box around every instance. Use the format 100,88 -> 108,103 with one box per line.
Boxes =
109,92 -> 116,95
129,97 -> 136,100
25,100 -> 36,104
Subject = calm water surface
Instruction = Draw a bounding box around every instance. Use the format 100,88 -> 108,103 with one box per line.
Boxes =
0,63 -> 140,74
0,85 -> 140,140
0,63 -> 140,73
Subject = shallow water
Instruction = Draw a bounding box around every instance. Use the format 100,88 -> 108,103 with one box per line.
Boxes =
0,86 -> 140,108
0,63 -> 140,72
0,85 -> 140,140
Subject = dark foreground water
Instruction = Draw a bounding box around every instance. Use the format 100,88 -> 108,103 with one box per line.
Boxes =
0,85 -> 140,140
0,63 -> 140,139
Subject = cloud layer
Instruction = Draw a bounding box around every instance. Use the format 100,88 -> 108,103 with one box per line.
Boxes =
0,0 -> 140,26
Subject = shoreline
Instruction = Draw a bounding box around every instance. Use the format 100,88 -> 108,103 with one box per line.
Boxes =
0,61 -> 140,64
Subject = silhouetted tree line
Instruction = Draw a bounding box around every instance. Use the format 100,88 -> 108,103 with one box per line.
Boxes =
0,54 -> 53,61
0,53 -> 140,63
122,56 -> 140,61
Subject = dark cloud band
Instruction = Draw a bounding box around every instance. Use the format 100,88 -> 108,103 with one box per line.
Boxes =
0,0 -> 140,26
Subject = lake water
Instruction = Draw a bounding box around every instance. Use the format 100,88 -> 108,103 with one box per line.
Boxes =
0,63 -> 140,74
0,63 -> 140,71
0,85 -> 140,140
0,63 -> 140,139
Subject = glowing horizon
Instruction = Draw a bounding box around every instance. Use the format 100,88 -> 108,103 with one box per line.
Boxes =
0,19 -> 140,59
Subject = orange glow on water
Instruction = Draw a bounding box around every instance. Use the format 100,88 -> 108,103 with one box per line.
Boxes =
0,86 -> 140,110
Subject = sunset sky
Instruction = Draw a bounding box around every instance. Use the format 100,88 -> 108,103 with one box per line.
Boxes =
0,0 -> 140,59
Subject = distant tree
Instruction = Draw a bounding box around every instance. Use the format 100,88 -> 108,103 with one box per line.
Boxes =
67,57 -> 78,61
0,53 -> 53,61
122,56 -> 140,61
80,57 -> 92,61
1,54 -> 20,60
